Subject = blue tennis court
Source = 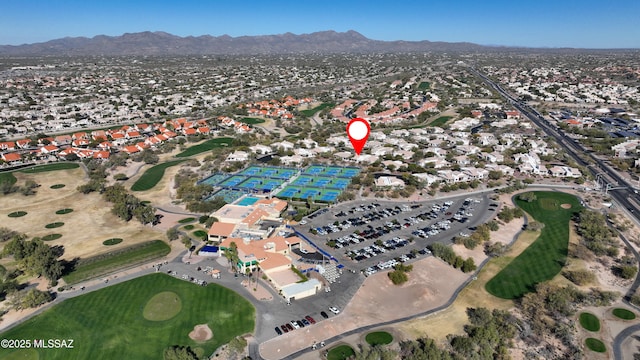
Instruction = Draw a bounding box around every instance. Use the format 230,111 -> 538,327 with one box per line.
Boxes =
220,175 -> 245,187
304,165 -> 324,175
278,186 -> 298,198
323,167 -> 341,176
320,191 -> 340,202
239,166 -> 262,176
341,168 -> 360,178
262,179 -> 283,191
207,189 -> 245,203
199,173 -> 229,186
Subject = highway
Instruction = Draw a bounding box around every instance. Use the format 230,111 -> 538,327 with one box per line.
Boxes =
469,67 -> 640,229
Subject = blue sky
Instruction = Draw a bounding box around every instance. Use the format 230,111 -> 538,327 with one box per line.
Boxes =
2,0 -> 639,48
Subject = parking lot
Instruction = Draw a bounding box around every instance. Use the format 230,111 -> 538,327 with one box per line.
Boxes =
296,193 -> 497,274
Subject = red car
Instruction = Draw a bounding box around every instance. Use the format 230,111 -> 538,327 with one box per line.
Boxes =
305,315 -> 316,324
281,325 -> 289,333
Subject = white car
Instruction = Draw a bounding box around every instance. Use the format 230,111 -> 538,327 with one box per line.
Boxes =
299,220 -> 307,225
329,306 -> 340,314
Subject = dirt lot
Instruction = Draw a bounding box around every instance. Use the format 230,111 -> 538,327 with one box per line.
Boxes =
0,168 -> 165,260
399,212 -> 524,342
260,256 -> 470,359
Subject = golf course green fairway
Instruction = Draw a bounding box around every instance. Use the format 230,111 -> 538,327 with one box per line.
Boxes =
579,312 -> 600,332
131,160 -> 185,191
175,137 -> 233,158
143,291 -> 182,321
0,273 -> 255,360
485,191 -> 582,299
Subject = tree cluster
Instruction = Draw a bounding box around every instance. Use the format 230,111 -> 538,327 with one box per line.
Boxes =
2,237 -> 63,286
163,345 -> 199,360
174,169 -> 220,214
103,184 -> 155,224
429,243 -> 476,273
397,308 -> 518,360
0,179 -> 40,196
454,224 -> 491,250
519,282 -> 617,348
576,210 -> 619,257
496,206 -> 524,223
77,160 -> 107,194
388,263 -> 413,285
9,288 -> 53,310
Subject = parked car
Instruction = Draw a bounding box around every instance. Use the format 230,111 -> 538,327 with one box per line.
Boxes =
275,327 -> 283,335
305,315 -> 316,324
329,306 -> 340,314
291,320 -> 300,329
285,323 -> 294,331
320,311 -> 329,319
281,325 -> 289,333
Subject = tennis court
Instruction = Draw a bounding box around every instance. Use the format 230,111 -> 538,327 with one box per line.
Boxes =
291,175 -> 313,187
206,189 -> 245,203
220,175 -> 246,188
239,165 -> 297,180
199,173 -> 230,186
201,165 -> 359,204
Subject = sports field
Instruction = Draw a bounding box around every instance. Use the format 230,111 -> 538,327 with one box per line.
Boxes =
131,160 -> 186,191
0,273 -> 255,360
175,137 -> 233,158
485,191 -> 582,299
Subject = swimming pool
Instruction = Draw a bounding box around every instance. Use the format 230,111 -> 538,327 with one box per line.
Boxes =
237,196 -> 260,206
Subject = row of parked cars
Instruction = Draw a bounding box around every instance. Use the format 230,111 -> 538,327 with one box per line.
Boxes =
275,307 -> 340,335
363,246 -> 434,276
317,203 -> 424,236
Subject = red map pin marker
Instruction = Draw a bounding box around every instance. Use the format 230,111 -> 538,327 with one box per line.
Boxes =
347,118 -> 370,155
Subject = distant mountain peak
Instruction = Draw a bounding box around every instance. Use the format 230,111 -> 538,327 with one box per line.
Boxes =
0,30 -> 488,56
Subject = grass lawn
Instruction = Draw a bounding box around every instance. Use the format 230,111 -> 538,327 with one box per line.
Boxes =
183,224 -> 195,230
239,117 -> 265,125
7,211 -> 27,217
55,208 -> 74,215
131,160 -> 185,191
327,344 -> 355,360
300,103 -> 334,117
50,183 -> 66,189
585,338 -> 606,352
579,312 -> 600,332
0,172 -> 17,185
45,222 -> 64,229
0,273 -> 255,360
63,240 -> 170,284
365,331 -> 393,345
193,230 -> 207,239
485,191 -> 582,299
103,238 -> 123,246
175,137 -> 233,158
612,308 -> 636,320
1,164 -> 78,186
20,163 -> 79,173
417,81 -> 430,90
178,217 -> 195,224
42,234 -> 62,241
429,116 -> 452,127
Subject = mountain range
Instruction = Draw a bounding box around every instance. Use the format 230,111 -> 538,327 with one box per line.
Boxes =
0,30 -> 491,56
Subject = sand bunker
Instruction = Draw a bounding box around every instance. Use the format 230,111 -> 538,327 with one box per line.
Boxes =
561,203 -> 572,209
189,324 -> 213,342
